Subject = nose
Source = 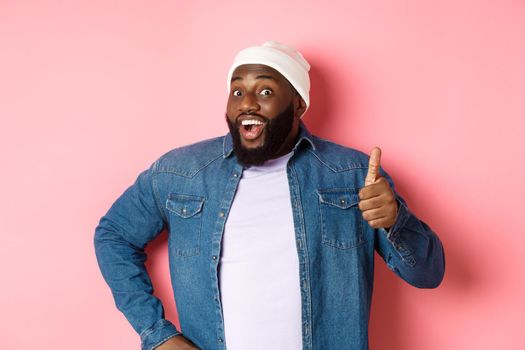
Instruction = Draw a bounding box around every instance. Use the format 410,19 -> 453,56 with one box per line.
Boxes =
238,93 -> 260,115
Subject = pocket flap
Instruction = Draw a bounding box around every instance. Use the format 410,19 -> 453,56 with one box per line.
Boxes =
166,193 -> 205,218
317,189 -> 360,209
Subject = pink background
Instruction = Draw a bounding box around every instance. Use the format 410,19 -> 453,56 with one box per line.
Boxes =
1,1 -> 524,349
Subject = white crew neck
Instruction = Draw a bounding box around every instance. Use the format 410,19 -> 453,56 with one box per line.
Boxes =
242,150 -> 294,178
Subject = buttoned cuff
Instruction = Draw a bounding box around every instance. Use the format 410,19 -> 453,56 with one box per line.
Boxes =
381,199 -> 416,267
140,319 -> 181,350
383,199 -> 407,239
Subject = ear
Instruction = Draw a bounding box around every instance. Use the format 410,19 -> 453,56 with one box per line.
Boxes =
294,94 -> 307,119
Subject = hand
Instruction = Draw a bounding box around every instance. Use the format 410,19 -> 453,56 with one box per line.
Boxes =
358,147 -> 398,229
155,335 -> 200,350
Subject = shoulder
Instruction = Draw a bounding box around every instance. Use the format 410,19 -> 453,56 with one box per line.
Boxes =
308,135 -> 370,172
153,135 -> 225,177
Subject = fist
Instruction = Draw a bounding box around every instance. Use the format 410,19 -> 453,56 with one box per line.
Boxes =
358,147 -> 398,229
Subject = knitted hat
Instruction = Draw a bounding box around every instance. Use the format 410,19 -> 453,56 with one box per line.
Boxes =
227,41 -> 311,117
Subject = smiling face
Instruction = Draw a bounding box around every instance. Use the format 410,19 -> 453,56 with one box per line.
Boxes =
225,64 -> 306,166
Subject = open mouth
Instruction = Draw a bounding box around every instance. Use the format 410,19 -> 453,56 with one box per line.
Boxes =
239,118 -> 266,141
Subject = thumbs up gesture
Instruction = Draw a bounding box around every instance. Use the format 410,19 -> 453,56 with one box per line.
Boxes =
358,147 -> 399,229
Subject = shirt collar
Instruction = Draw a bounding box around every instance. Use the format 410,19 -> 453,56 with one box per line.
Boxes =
222,120 -> 317,158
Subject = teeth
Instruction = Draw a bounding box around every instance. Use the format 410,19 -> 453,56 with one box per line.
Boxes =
241,119 -> 264,126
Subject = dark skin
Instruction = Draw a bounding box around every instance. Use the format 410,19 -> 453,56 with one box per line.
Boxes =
155,64 -> 397,350
226,64 -> 307,155
155,335 -> 199,350
358,147 -> 399,230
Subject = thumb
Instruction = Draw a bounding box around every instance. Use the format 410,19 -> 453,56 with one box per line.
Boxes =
365,146 -> 382,186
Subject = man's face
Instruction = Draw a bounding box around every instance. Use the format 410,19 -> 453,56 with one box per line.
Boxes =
225,64 -> 305,166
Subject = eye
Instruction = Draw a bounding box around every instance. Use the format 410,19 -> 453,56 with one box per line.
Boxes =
259,89 -> 272,96
232,89 -> 242,97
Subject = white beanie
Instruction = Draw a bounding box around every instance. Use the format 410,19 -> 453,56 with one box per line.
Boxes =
227,41 -> 311,117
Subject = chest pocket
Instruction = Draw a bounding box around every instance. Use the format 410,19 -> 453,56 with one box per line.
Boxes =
317,188 -> 366,249
165,193 -> 205,257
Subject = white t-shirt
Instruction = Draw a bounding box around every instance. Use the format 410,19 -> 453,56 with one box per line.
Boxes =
219,151 -> 302,349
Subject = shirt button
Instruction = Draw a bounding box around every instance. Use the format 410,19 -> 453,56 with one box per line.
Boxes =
218,338 -> 224,343
219,211 -> 225,217
233,173 -> 238,177
212,255 -> 217,260
340,199 -> 346,205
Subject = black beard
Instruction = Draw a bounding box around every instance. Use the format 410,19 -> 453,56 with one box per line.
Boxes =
226,103 -> 295,167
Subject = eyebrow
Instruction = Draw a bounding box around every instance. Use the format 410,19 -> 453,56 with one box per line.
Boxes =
230,74 -> 276,83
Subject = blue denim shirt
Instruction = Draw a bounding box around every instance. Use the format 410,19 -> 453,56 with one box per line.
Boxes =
94,122 -> 445,350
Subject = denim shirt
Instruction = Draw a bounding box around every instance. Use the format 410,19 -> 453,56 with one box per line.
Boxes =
94,122 -> 445,350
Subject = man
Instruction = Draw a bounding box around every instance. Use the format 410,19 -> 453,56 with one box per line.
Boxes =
94,41 -> 445,350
